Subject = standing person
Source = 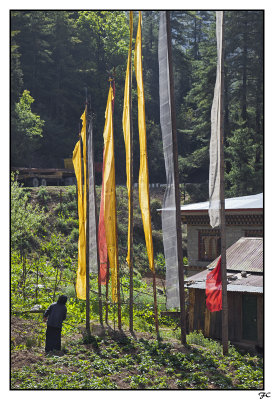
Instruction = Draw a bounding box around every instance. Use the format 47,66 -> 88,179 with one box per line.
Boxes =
43,294 -> 67,353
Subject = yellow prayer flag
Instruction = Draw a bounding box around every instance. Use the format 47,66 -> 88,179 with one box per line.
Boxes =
73,140 -> 86,299
122,11 -> 133,268
80,108 -> 87,219
134,11 -> 155,272
103,86 -> 119,302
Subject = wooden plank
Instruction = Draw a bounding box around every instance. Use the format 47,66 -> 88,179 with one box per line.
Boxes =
195,290 -> 204,331
233,293 -> 242,341
204,307 -> 211,337
257,295 -> 263,347
188,289 -> 195,332
228,293 -> 234,341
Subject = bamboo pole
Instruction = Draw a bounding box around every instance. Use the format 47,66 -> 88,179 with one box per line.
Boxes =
128,25 -> 134,333
166,11 -> 186,345
152,271 -> 160,337
105,259 -> 110,324
97,264 -> 103,326
219,12 -> 228,356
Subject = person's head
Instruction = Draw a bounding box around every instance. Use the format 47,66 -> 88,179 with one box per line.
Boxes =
57,295 -> 68,304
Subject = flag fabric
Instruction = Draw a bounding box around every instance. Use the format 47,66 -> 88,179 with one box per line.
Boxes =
209,11 -> 223,228
103,86 -> 118,302
134,11 -> 155,272
205,257 -> 222,312
80,109 -> 87,221
73,140 -> 86,300
86,112 -> 99,275
122,11 -> 133,268
98,150 -> 107,284
158,11 -> 180,308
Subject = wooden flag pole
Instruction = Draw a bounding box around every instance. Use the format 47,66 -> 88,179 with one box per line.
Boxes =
166,11 -> 186,345
128,28 -> 134,334
105,259 -> 110,324
219,12 -> 229,356
152,270 -> 160,337
84,93 -> 91,337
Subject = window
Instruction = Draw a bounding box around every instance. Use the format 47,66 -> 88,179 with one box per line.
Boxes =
199,230 -> 221,261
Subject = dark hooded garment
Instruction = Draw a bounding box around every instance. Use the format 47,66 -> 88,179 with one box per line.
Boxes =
44,295 -> 67,353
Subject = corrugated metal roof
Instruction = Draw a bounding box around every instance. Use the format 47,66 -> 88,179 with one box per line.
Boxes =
207,237 -> 263,273
180,192 -> 263,212
185,270 -> 263,293
185,281 -> 263,294
185,237 -> 263,293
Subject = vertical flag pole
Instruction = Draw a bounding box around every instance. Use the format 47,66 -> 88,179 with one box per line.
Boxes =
128,13 -> 134,333
105,259 -> 110,324
166,11 -> 186,345
219,13 -> 228,356
84,89 -> 91,338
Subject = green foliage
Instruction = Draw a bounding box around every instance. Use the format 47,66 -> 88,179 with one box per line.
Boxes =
150,198 -> 162,230
10,11 -> 263,198
11,174 -> 45,252
14,90 -> 44,138
225,124 -> 263,197
37,186 -> 51,210
11,90 -> 44,166
11,313 -> 263,390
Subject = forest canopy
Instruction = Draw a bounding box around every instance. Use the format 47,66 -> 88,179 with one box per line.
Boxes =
10,10 -> 264,198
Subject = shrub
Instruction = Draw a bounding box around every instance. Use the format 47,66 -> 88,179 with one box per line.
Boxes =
11,173 -> 45,252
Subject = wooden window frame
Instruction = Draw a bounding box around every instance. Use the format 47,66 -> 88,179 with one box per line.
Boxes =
198,230 -> 221,262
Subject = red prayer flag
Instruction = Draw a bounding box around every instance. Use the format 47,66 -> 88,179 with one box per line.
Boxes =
206,256 -> 222,312
98,152 -> 107,285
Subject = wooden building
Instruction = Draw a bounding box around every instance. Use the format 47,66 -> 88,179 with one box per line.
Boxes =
185,237 -> 263,348
180,193 -> 263,275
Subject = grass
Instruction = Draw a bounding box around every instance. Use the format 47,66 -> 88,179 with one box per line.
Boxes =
10,317 -> 263,390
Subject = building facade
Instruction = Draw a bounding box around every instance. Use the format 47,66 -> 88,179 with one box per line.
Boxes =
181,193 -> 263,275
185,237 -> 263,349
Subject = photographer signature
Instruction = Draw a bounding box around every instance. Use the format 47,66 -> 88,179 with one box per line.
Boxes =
258,393 -> 271,399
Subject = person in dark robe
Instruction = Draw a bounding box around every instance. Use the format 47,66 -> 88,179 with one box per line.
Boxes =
43,295 -> 67,353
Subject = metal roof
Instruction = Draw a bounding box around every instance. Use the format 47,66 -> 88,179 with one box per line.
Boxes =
185,270 -> 263,293
207,237 -> 263,273
185,237 -> 263,293
180,192 -> 263,213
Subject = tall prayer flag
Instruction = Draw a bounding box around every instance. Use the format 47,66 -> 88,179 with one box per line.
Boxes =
122,11 -> 133,268
80,109 -> 87,220
86,112 -> 99,275
158,11 -> 180,308
206,257 -> 222,312
98,150 -> 107,284
73,140 -> 86,299
103,86 -> 118,302
134,11 -> 155,272
209,11 -> 223,228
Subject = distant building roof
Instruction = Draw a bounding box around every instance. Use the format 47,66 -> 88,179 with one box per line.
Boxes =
185,237 -> 263,294
180,192 -> 263,213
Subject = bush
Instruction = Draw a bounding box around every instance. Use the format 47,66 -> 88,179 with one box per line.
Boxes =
37,186 -> 51,203
11,173 -> 45,252
150,199 -> 162,230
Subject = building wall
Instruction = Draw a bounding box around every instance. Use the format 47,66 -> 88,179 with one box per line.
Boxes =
186,223 -> 262,274
188,288 -> 263,348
